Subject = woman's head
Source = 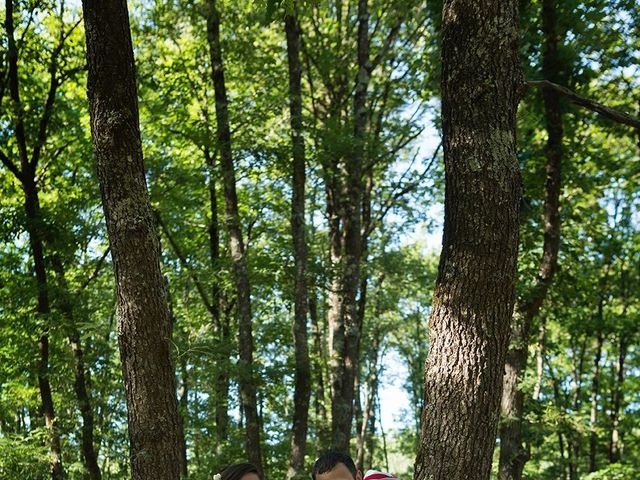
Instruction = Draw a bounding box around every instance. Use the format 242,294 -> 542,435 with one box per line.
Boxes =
217,463 -> 260,480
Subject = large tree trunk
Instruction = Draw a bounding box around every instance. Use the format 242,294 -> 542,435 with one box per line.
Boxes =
81,1 -> 184,478
498,1 -> 563,478
413,1 -> 522,479
285,9 -> 312,480
206,0 -> 263,474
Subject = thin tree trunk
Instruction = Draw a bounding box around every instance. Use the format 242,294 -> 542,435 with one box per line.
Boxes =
413,1 -> 522,479
205,148 -> 231,444
609,334 -> 627,464
589,304 -> 605,473
498,1 -> 563,478
81,1 -> 184,478
356,332 -> 380,468
179,357 -> 189,478
51,256 -> 102,480
310,290 -> 329,453
205,0 -> 263,473
329,0 -> 368,452
532,315 -> 547,401
285,8 -> 311,480
3,3 -> 65,477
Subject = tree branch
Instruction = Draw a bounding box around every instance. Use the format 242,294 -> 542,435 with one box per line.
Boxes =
527,80 -> 640,131
0,149 -> 23,182
154,211 -> 215,315
78,247 -> 111,292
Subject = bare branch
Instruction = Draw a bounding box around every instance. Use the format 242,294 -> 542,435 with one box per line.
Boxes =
0,149 -> 23,181
155,211 -> 215,315
527,80 -> 640,131
372,140 -> 442,232
78,247 -> 111,292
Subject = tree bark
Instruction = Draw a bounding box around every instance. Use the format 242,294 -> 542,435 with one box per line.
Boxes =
285,9 -> 312,480
81,1 -> 184,478
498,1 -> 563,478
205,0 -> 263,474
413,1 -> 522,479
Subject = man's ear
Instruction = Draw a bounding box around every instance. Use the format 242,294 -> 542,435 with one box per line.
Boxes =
356,470 -> 363,480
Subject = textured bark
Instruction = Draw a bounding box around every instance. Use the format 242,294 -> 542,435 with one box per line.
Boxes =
498,1 -> 563,478
51,256 -> 102,480
413,1 -> 522,479
3,3 -> 65,478
285,10 -> 311,480
206,0 -> 263,474
81,1 -> 184,478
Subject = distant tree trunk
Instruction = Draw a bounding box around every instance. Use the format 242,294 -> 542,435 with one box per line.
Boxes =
3,3 -> 65,478
413,1 -> 522,479
81,1 -> 184,478
206,0 -> 263,474
609,334 -> 628,463
178,358 -> 189,478
204,147 -> 231,444
532,315 -> 547,401
310,290 -> 329,453
328,0 -> 368,452
356,331 -> 380,469
285,8 -> 311,480
498,0 -> 563,478
589,304 -> 605,473
51,256 -> 102,480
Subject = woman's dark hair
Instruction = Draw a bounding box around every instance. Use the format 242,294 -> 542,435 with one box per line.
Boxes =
221,463 -> 260,480
312,452 -> 357,480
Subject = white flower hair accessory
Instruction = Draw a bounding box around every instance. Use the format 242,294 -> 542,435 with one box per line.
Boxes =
213,474 -> 222,480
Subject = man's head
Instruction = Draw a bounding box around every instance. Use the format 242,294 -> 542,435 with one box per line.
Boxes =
312,452 -> 362,480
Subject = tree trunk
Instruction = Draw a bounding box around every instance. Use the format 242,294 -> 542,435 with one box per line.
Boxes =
356,332 -> 380,469
498,1 -> 563,478
81,1 -> 184,478
205,0 -> 263,474
328,0 -> 368,452
413,1 -> 522,479
4,3 -> 65,477
589,307 -> 605,473
205,148 -> 231,444
608,334 -> 627,464
310,290 -> 329,453
532,315 -> 547,401
51,256 -> 102,480
285,9 -> 311,480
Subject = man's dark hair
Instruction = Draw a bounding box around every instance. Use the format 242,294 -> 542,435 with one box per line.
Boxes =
221,463 -> 260,480
312,452 -> 357,480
